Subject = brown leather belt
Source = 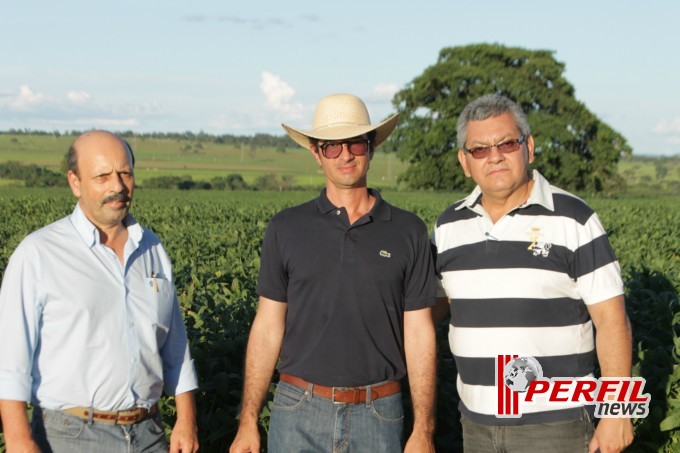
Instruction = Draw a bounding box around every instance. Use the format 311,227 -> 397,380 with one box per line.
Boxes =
280,373 -> 400,404
62,404 -> 157,425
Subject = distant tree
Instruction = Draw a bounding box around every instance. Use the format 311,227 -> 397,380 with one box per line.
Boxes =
390,43 -> 632,192
210,174 -> 249,191
143,175 -> 199,190
0,161 -> 67,187
226,173 -> 248,190
254,173 -> 296,191
655,159 -> 669,180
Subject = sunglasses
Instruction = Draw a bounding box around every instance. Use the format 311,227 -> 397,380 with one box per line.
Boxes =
318,139 -> 371,159
464,135 -> 527,159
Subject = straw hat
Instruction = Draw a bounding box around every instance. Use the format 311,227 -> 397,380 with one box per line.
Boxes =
282,93 -> 399,149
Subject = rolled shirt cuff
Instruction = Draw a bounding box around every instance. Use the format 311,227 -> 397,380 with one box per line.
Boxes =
0,371 -> 33,402
165,359 -> 199,396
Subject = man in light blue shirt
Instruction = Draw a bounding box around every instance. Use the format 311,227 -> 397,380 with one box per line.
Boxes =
0,131 -> 199,452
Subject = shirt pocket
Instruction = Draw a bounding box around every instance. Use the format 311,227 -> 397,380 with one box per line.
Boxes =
144,277 -> 176,334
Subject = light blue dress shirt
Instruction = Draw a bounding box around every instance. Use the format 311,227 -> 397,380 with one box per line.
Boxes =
0,203 -> 198,411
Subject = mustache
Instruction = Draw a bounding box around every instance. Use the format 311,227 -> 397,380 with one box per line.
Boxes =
101,193 -> 131,204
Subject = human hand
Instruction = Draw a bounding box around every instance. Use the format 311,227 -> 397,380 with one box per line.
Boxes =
404,429 -> 435,453
589,417 -> 633,453
170,416 -> 199,453
5,437 -> 41,453
229,423 -> 261,453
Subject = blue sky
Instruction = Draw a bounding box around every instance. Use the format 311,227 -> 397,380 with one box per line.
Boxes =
1,0 -> 679,156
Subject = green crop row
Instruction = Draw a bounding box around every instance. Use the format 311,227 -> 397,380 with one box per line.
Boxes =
0,188 -> 678,452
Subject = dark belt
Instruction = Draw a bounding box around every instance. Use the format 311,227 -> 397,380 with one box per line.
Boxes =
62,404 -> 158,425
279,373 -> 401,404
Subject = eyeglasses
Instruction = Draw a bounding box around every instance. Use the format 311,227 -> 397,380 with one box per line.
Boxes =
464,136 -> 527,159
318,139 -> 371,159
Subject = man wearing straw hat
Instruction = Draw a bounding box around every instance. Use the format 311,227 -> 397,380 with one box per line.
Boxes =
230,94 -> 438,452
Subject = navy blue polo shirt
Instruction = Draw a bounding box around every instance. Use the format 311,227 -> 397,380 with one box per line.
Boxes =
257,189 -> 436,387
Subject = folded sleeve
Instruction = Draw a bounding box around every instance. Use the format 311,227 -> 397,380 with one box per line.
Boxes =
0,241 -> 42,402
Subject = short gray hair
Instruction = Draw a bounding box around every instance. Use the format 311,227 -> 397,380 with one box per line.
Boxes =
456,94 -> 531,149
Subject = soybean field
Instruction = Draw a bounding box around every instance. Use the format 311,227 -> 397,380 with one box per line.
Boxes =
0,188 -> 678,452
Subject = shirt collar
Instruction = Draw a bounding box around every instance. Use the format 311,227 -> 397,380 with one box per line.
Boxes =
70,202 -> 143,247
525,170 -> 555,211
315,188 -> 391,221
455,170 -> 554,212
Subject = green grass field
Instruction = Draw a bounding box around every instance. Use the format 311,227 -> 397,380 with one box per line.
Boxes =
2,133 -> 679,194
0,134 -> 408,187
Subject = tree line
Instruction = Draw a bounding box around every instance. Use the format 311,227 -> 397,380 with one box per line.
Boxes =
0,162 -> 302,192
0,130 -> 295,150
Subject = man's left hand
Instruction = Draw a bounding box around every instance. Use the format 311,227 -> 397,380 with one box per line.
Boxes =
170,417 -> 199,453
589,417 -> 633,453
404,429 -> 435,453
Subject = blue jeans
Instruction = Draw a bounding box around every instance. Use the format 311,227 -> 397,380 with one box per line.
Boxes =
461,409 -> 594,453
31,406 -> 169,453
267,381 -> 404,453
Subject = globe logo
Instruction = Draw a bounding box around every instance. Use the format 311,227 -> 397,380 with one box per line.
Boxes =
503,356 -> 543,393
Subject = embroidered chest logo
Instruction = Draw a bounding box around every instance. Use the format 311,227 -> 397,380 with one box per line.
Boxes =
526,227 -> 552,257
379,250 -> 391,258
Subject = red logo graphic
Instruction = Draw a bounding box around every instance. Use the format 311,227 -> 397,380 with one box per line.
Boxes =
496,354 -> 520,417
495,355 -> 650,419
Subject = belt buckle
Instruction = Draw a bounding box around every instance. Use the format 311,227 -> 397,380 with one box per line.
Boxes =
332,387 -> 363,404
331,387 -> 342,404
133,407 -> 149,421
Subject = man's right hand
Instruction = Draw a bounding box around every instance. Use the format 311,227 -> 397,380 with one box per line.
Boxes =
229,423 -> 261,453
5,438 -> 41,453
229,297 -> 287,453
0,400 -> 40,453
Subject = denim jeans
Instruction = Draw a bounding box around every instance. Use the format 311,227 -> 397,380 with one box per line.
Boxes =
267,381 -> 404,453
31,406 -> 169,453
461,409 -> 594,453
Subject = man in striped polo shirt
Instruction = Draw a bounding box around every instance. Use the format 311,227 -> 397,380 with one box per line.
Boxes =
433,94 -> 633,452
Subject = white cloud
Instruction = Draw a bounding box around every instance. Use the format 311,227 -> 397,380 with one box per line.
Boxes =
0,84 -> 173,132
49,118 -> 139,128
67,91 -> 92,104
183,15 -> 291,29
259,71 -> 304,119
205,74 -> 311,133
369,83 -> 399,103
652,117 -> 680,134
0,85 -> 50,110
260,71 -> 294,109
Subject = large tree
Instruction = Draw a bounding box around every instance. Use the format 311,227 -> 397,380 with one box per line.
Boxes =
389,44 -> 631,192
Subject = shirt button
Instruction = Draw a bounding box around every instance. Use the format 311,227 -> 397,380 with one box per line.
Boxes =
336,210 -> 341,215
